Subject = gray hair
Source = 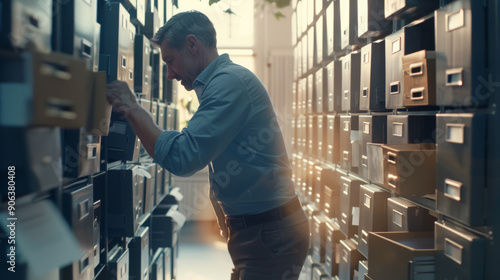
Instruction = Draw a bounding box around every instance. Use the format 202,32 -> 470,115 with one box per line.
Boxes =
151,10 -> 217,50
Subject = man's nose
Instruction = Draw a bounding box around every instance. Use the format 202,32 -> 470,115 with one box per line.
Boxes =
166,67 -> 177,80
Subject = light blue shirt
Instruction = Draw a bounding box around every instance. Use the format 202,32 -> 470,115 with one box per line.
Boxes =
154,54 -> 297,216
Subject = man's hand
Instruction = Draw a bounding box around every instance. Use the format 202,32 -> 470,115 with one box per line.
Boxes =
106,80 -> 140,117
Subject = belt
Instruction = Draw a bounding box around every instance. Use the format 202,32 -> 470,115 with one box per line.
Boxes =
225,197 -> 302,230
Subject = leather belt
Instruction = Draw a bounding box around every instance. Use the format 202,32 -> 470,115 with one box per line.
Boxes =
225,197 -> 302,230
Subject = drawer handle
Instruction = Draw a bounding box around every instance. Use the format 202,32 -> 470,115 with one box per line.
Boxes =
445,238 -> 463,265
446,68 -> 464,87
411,87 -> 425,100
387,152 -> 397,164
387,174 -> 397,188
409,62 -> 424,76
390,81 -> 400,95
444,178 -> 462,201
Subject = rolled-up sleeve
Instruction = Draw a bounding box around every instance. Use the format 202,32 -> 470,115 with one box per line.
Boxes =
154,72 -> 252,176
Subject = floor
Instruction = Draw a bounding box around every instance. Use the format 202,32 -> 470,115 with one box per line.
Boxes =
177,220 -> 233,280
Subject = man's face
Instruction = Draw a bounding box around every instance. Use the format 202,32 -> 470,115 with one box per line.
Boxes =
160,39 -> 198,91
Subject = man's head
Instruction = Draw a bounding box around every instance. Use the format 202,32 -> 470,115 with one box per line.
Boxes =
152,11 -> 218,91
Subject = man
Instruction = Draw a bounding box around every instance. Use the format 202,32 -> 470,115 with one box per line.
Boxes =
106,10 -> 309,280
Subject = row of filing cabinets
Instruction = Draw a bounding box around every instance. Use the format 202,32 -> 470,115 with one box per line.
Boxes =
296,179 -> 487,280
293,111 -> 487,227
293,0 -> 487,111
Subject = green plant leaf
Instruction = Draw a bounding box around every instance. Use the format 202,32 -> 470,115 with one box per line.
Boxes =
263,0 -> 291,9
209,0 -> 221,5
224,8 -> 236,15
274,12 -> 285,20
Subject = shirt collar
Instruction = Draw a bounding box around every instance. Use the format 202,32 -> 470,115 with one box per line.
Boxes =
192,53 -> 231,100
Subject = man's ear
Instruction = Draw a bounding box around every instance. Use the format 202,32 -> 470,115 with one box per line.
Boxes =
185,35 -> 198,54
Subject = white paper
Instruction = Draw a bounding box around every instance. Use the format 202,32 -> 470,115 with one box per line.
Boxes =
351,130 -> 361,167
136,166 -> 152,179
169,187 -> 184,202
166,208 -> 186,228
0,200 -> 82,276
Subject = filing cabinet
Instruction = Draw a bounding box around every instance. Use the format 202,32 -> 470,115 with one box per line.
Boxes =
151,204 -> 179,250
358,115 -> 387,179
58,0 -> 98,70
302,34 -> 309,74
314,164 -> 327,205
325,221 -> 344,277
316,68 -> 325,113
107,246 -> 129,280
142,163 -> 157,214
326,60 -> 342,113
150,250 -> 164,280
308,116 -> 317,157
307,74 -> 316,114
340,0 -> 366,50
299,78 -> 307,115
385,18 -> 434,109
144,4 -> 160,39
158,102 -> 166,130
358,0 -> 391,39
366,143 -> 384,186
295,154 -> 304,196
131,0 -> 147,27
384,0 -> 439,20
435,222 -> 485,280
316,15 -> 324,64
312,215 -> 328,264
163,247 -> 172,280
386,114 -> 436,145
368,231 -> 436,280
358,260 -> 369,280
382,143 -> 436,196
307,204 -> 321,253
358,184 -> 391,258
339,239 -> 365,280
298,115 -> 307,154
0,0 -> 52,52
0,127 -> 62,198
134,35 -> 151,99
0,51 -> 91,128
360,41 -> 386,111
62,128 -> 101,178
139,100 -> 152,157
166,105 -> 177,131
339,115 -> 359,172
307,160 -> 317,200
99,2 -> 135,90
387,197 -> 435,232
308,27 -> 315,70
86,71 -> 112,136
93,201 -> 101,270
339,176 -> 362,238
292,82 -> 298,115
152,52 -> 164,101
108,111 -> 141,162
318,116 -> 325,160
163,64 -> 176,103
93,22 -> 101,72
62,183 -> 95,280
107,164 -> 144,237
402,50 -> 437,107
156,164 -> 167,206
341,52 -> 361,112
313,266 -> 329,280
326,115 -> 341,165
326,0 -> 343,56
322,168 -> 341,220
436,113 -> 487,226
435,0 -> 488,107
129,226 -> 150,280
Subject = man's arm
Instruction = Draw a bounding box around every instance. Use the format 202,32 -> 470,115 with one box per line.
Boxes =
106,80 -> 162,158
